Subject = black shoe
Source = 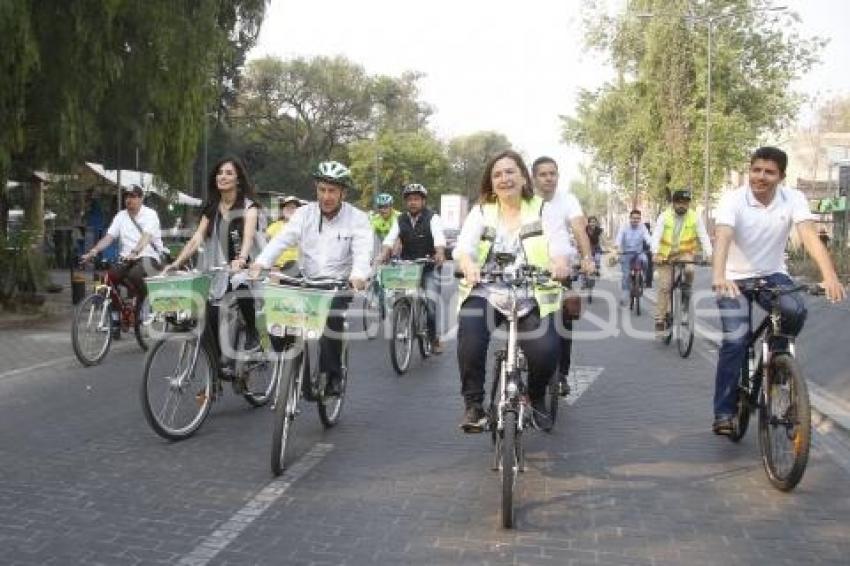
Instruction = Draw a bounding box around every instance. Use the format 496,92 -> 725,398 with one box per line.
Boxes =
460,404 -> 487,433
712,416 -> 734,436
557,373 -> 571,397
324,376 -> 342,398
531,397 -> 552,431
244,332 -> 261,352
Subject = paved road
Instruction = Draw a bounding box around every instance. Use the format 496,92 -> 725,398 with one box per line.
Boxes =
1,276 -> 850,565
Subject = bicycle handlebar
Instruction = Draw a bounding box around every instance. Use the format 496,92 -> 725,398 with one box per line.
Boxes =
264,271 -> 351,290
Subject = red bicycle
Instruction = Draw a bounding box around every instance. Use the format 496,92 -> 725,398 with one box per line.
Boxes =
71,258 -> 157,366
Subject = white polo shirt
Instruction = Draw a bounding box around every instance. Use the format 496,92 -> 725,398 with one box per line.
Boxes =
715,185 -> 814,280
106,205 -> 163,260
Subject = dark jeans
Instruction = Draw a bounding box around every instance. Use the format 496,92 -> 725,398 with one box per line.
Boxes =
206,283 -> 258,364
107,257 -> 161,308
457,295 -> 559,406
713,273 -> 807,417
320,294 -> 353,383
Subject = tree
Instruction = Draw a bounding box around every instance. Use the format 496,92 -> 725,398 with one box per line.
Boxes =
569,164 -> 608,217
446,131 -> 512,201
564,0 -> 823,205
348,131 -> 449,208
818,95 -> 850,133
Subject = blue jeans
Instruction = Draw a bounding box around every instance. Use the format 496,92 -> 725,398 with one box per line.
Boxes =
713,273 -> 807,417
620,252 -> 647,291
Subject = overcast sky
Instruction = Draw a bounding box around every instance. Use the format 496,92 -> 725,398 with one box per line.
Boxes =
249,0 -> 850,183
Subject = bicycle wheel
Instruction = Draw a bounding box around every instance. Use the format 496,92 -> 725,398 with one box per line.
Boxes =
729,360 -> 753,443
758,353 -> 811,491
362,284 -> 381,340
500,410 -> 518,529
676,288 -> 695,358
318,339 -> 347,427
271,353 -> 301,475
141,336 -> 214,440
237,332 -> 277,407
389,298 -> 413,374
416,299 -> 432,359
71,293 -> 113,366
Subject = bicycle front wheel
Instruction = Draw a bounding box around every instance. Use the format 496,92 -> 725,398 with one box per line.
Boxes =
72,293 -> 113,366
362,284 -> 381,340
318,340 -> 347,427
500,410 -> 518,529
416,299 -> 432,359
729,363 -> 752,443
390,298 -> 413,374
141,336 -> 214,441
676,288 -> 695,358
238,332 -> 277,408
271,353 -> 301,475
758,354 -> 811,491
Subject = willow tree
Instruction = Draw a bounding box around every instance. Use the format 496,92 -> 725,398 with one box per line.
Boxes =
564,0 -> 823,205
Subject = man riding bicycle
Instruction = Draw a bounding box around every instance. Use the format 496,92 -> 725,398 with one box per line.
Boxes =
370,193 -> 400,244
650,189 -> 713,337
711,146 -> 845,435
80,184 -> 163,329
614,210 -> 652,307
251,161 -> 373,397
377,183 -> 447,354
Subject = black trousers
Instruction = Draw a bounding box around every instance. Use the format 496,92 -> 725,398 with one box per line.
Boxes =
108,257 -> 161,303
457,295 -> 559,405
559,315 -> 573,376
320,294 -> 353,382
206,283 -> 257,364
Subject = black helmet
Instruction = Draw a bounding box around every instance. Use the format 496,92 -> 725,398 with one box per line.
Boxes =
671,189 -> 692,201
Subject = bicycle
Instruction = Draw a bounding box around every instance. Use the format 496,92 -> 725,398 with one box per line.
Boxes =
381,258 -> 435,375
139,266 -> 276,441
262,273 -> 351,475
361,274 -> 385,340
71,257 -> 157,366
727,280 -> 815,491
618,252 -> 645,315
660,259 -> 704,358
461,252 -> 560,529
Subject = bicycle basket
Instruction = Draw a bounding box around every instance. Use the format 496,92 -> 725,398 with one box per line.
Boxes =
379,263 -> 423,291
145,273 -> 211,318
261,285 -> 336,339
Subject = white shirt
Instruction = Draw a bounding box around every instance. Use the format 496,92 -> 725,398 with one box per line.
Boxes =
455,200 -> 574,263
382,210 -> 447,248
715,185 -> 814,280
106,205 -> 163,260
650,210 -> 713,256
255,202 -> 373,280
549,190 -> 584,222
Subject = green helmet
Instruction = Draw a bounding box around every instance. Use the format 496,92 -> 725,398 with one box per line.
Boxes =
312,161 -> 352,189
374,192 -> 393,207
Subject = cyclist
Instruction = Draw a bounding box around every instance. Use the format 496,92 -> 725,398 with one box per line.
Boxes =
265,195 -> 303,275
455,150 -> 572,432
532,156 -> 595,396
711,146 -> 845,435
614,209 -> 652,307
650,189 -> 713,337
370,193 -> 400,244
586,215 -> 604,271
251,161 -> 372,397
80,184 -> 164,332
164,156 -> 264,366
377,183 -> 447,354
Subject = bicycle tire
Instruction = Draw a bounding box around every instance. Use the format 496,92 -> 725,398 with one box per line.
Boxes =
758,353 -> 811,491
141,336 -> 214,441
271,353 -> 301,475
501,410 -> 518,529
729,361 -> 752,442
71,293 -> 113,366
238,331 -> 277,408
390,298 -> 413,374
545,373 -> 559,428
362,284 -> 381,340
416,299 -> 432,359
677,288 -> 695,358
318,339 -> 347,428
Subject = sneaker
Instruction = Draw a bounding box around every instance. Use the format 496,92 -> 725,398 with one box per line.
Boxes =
460,404 -> 487,433
530,397 -> 552,431
557,373 -> 571,397
712,416 -> 734,436
431,339 -> 444,354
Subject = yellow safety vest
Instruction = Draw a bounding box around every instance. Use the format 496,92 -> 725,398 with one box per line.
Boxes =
265,219 -> 299,266
459,196 -> 561,317
657,208 -> 699,259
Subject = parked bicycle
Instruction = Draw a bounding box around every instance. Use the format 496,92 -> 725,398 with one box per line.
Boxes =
381,258 -> 435,374
71,257 -> 157,366
262,273 -> 351,475
459,252 -> 560,529
660,259 -> 705,358
727,280 -> 817,491
140,266 -> 276,441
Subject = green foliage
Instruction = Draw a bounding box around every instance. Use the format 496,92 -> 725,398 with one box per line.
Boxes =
565,0 -> 824,205
569,164 -> 608,217
446,131 -> 512,201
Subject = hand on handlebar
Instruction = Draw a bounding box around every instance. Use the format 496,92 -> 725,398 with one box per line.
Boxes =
712,277 -> 740,299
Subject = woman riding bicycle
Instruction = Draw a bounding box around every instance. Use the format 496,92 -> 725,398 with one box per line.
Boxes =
163,156 -> 265,362
454,150 -> 572,433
